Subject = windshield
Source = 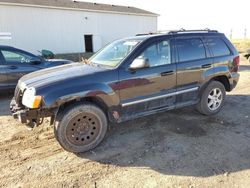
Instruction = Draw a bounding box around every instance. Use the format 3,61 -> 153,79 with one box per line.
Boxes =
90,39 -> 141,67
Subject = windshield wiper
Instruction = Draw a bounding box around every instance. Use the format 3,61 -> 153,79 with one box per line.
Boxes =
81,58 -> 100,67
92,62 -> 104,68
81,58 -> 91,65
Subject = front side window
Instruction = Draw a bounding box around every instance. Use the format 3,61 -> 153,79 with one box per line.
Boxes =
136,40 -> 171,67
206,37 -> 231,57
90,39 -> 141,67
176,38 -> 206,62
2,50 -> 34,64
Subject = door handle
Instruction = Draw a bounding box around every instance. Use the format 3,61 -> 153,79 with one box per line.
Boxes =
161,71 -> 174,76
8,65 -> 18,70
201,64 -> 212,68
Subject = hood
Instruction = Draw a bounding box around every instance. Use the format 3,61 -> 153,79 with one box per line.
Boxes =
43,59 -> 73,66
46,59 -> 72,63
19,63 -> 105,89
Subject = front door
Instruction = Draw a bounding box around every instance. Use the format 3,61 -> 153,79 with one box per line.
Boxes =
0,53 -> 8,89
118,39 -> 177,119
1,49 -> 41,87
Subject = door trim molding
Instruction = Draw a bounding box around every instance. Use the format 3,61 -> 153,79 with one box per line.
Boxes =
121,87 -> 199,107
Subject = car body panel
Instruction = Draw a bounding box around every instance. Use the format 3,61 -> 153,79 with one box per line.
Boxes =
18,64 -> 120,113
112,36 -> 177,121
174,36 -> 211,105
118,63 -> 177,121
0,54 -> 9,89
19,63 -> 100,89
4,61 -> 42,88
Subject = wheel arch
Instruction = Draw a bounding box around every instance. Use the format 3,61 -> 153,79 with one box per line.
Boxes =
55,96 -> 116,123
198,75 -> 230,99
212,75 -> 230,91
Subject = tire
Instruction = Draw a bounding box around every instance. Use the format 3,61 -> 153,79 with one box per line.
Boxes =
54,102 -> 107,153
196,81 -> 226,115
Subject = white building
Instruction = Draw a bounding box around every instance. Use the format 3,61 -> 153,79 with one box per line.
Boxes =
0,0 -> 157,54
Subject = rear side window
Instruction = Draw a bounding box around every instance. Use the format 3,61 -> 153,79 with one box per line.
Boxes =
176,38 -> 206,62
206,37 -> 231,57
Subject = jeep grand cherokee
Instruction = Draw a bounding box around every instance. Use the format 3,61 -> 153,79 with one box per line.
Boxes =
10,29 -> 240,153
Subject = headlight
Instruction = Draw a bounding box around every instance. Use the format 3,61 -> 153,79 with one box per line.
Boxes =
20,82 -> 27,91
22,87 -> 42,109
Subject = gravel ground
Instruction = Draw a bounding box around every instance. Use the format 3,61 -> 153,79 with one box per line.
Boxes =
0,58 -> 250,188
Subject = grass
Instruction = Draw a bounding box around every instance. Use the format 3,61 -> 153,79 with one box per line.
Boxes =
231,39 -> 250,53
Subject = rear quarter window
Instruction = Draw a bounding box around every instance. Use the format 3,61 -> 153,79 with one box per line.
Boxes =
176,38 -> 206,62
206,37 -> 231,57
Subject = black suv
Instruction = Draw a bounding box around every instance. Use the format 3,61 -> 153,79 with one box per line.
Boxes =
10,29 -> 240,153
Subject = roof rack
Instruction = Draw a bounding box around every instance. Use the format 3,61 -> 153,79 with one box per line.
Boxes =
135,29 -> 218,37
168,28 -> 218,34
135,32 -> 156,36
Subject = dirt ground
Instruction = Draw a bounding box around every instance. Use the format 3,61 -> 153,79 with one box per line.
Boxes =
0,57 -> 250,188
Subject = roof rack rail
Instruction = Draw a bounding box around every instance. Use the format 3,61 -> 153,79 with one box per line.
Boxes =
135,32 -> 156,36
168,28 -> 218,34
135,29 -> 218,37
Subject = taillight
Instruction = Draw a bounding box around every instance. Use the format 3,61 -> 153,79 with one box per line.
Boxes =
232,56 -> 240,72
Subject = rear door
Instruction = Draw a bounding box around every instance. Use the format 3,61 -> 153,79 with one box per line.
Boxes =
0,52 -> 9,89
175,37 -> 212,105
1,49 -> 42,87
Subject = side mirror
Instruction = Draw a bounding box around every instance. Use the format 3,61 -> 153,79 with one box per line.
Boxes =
129,58 -> 149,70
30,58 -> 42,65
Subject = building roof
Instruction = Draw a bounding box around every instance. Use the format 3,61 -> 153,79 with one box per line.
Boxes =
0,0 -> 158,16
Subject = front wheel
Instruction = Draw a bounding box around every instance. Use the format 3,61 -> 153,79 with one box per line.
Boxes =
54,102 -> 107,153
196,81 -> 226,115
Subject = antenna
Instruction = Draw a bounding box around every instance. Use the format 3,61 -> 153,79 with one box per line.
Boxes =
230,29 -> 233,40
244,28 -> 247,39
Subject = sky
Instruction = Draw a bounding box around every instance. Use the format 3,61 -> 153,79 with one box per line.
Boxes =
80,0 -> 249,39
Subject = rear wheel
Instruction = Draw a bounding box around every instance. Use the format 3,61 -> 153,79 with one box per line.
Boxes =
54,102 -> 107,153
196,81 -> 226,115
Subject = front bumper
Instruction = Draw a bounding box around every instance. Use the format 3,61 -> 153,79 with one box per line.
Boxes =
12,109 -> 41,124
10,98 -> 40,124
10,98 -> 53,126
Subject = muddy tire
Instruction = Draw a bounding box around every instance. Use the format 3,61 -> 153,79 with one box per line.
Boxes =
54,102 -> 107,153
196,81 -> 226,115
